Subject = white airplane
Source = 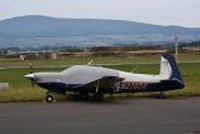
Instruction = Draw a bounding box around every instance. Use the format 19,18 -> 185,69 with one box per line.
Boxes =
25,54 -> 185,102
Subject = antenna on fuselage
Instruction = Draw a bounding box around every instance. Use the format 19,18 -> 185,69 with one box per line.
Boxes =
87,60 -> 94,66
131,65 -> 140,73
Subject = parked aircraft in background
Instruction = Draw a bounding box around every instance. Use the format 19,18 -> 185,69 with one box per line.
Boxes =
25,54 -> 185,102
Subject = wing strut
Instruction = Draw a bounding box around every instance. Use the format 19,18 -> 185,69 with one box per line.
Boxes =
95,80 -> 100,93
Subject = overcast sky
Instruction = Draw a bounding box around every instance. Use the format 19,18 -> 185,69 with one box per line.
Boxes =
0,0 -> 199,27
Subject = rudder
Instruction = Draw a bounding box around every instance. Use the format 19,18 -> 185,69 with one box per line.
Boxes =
160,54 -> 184,84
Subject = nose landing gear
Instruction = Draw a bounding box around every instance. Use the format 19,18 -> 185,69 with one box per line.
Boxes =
45,94 -> 54,103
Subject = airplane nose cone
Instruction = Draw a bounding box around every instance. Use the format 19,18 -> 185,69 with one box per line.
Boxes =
24,74 -> 35,79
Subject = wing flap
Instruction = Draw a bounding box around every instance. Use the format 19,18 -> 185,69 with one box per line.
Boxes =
72,76 -> 124,93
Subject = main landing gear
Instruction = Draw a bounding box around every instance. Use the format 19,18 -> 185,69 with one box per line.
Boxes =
73,93 -> 104,101
94,93 -> 104,102
94,80 -> 104,102
73,93 -> 89,100
155,92 -> 167,99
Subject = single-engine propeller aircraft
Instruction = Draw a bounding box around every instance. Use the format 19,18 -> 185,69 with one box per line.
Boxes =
25,54 -> 185,103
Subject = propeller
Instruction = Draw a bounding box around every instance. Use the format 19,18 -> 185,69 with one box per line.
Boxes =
29,62 -> 35,90
29,62 -> 33,74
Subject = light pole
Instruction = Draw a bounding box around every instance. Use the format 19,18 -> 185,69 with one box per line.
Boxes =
175,35 -> 179,62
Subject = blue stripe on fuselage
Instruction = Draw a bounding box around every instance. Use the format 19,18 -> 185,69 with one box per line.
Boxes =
113,80 -> 184,93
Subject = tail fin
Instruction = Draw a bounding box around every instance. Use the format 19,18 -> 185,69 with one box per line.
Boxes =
159,54 -> 184,84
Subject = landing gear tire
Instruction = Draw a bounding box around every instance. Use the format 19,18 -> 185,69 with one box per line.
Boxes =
73,93 -> 89,101
46,95 -> 54,103
156,92 -> 167,99
82,93 -> 89,100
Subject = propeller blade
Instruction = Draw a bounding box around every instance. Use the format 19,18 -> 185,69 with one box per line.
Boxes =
29,62 -> 33,74
28,62 -> 36,90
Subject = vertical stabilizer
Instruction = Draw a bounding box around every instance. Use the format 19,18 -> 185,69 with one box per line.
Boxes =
159,54 -> 184,84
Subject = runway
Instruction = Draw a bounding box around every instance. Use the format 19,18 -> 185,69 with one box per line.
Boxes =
0,98 -> 200,134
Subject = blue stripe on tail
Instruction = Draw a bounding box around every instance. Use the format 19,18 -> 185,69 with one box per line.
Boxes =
162,54 -> 184,84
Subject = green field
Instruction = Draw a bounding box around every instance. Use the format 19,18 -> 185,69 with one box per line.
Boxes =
1,53 -> 200,66
0,54 -> 200,102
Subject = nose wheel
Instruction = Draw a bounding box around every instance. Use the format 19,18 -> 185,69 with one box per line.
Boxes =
45,95 -> 54,103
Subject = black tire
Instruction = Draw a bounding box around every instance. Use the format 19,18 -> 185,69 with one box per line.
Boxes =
155,92 -> 167,99
46,95 -> 54,103
73,93 -> 89,101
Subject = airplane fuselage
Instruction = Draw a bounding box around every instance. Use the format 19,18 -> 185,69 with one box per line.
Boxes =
30,65 -> 184,94
25,54 -> 185,102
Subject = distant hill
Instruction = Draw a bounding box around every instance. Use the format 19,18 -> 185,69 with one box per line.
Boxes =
0,15 -> 200,48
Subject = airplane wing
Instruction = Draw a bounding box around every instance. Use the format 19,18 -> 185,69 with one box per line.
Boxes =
72,76 -> 124,94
